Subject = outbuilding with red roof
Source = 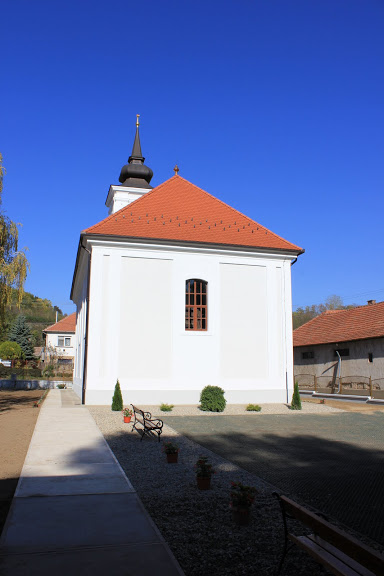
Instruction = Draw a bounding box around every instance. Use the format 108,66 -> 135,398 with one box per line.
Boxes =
70,119 -> 303,405
293,300 -> 384,396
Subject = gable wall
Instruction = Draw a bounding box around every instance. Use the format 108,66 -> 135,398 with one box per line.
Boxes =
79,240 -> 294,404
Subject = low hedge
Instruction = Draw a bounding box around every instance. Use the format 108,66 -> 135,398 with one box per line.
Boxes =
0,365 -> 42,378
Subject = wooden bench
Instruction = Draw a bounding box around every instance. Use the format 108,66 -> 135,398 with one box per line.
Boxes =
274,493 -> 384,576
131,404 -> 163,442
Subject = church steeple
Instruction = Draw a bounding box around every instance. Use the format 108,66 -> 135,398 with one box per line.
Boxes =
119,115 -> 153,188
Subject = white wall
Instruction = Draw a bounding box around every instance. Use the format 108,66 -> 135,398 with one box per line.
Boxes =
72,238 -> 295,405
45,332 -> 74,358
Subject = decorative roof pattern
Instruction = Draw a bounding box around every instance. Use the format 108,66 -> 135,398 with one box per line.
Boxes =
84,176 -> 303,253
293,301 -> 384,347
44,312 -> 76,334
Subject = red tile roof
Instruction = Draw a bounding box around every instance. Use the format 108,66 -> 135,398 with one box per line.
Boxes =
44,312 -> 76,333
84,176 -> 303,253
293,302 -> 384,347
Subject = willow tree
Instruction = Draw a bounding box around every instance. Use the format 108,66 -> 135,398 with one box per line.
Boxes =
0,153 -> 29,331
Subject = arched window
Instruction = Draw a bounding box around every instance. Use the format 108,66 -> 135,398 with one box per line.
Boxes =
185,279 -> 208,331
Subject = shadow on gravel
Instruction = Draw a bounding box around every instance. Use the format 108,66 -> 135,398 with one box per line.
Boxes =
160,413 -> 384,547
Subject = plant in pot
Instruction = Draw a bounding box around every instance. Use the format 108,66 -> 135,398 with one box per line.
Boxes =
194,455 -> 215,490
230,481 -> 258,526
163,441 -> 179,463
122,407 -> 133,423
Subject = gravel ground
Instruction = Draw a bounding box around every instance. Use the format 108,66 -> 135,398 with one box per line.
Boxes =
87,403 -> 339,576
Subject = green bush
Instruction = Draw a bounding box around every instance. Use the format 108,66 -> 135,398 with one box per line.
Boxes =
43,365 -> 55,378
160,403 -> 174,412
0,341 -> 24,360
200,385 -> 226,412
291,381 -> 302,410
246,404 -> 261,412
112,379 -> 123,411
0,365 -> 42,379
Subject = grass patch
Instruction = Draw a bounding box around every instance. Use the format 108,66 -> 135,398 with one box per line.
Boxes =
246,404 -> 262,412
160,403 -> 174,412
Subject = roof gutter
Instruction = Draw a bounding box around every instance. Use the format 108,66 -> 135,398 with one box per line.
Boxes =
79,238 -> 92,406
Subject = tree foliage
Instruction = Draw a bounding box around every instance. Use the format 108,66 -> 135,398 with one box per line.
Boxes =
0,340 -> 23,360
0,153 -> 29,331
293,295 -> 357,330
8,315 -> 35,359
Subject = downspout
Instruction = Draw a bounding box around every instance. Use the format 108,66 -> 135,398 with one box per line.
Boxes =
81,241 -> 92,405
335,350 -> 341,394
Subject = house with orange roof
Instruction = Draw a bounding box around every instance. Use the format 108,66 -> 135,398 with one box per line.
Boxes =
293,300 -> 384,394
43,312 -> 77,370
70,118 -> 303,405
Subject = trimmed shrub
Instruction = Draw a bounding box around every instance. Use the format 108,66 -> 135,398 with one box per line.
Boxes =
246,404 -> 261,412
160,403 -> 174,412
291,381 -> 302,410
200,385 -> 226,412
112,379 -> 123,411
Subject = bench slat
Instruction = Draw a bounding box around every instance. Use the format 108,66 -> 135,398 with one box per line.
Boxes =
280,496 -> 384,574
291,535 -> 364,576
308,536 -> 377,576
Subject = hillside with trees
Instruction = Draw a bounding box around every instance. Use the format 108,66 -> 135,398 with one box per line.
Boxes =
293,295 -> 357,330
0,288 -> 66,347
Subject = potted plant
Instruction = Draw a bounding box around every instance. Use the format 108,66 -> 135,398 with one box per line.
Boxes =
122,407 -> 133,423
230,481 -> 258,526
195,455 -> 215,490
163,441 -> 179,463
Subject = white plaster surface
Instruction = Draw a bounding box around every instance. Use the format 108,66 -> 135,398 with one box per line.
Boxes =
72,238 -> 296,405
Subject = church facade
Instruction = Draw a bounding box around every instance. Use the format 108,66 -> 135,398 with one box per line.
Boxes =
71,120 -> 303,405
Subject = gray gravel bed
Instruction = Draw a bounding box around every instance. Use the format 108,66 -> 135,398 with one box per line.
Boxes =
136,402 -> 342,417
88,406 -> 334,576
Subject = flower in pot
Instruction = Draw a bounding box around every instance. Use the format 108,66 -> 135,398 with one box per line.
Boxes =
122,407 -> 133,423
230,481 -> 258,526
195,456 -> 215,490
162,441 -> 179,463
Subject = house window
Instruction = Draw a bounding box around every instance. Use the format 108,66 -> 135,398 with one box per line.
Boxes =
334,349 -> 349,357
368,353 -> 373,363
58,337 -> 71,347
302,351 -> 314,359
185,279 -> 208,331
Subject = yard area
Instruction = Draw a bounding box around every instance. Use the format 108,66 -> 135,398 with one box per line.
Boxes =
0,390 -> 43,535
89,400 -> 384,576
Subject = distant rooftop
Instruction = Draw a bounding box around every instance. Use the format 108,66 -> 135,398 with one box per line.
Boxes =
44,312 -> 76,333
293,301 -> 384,346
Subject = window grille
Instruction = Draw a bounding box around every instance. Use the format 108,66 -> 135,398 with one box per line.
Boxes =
185,279 -> 207,331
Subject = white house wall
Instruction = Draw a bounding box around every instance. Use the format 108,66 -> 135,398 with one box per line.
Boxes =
75,240 -> 294,405
72,248 -> 89,400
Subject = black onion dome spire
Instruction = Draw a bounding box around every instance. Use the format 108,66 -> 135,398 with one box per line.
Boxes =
119,115 -> 153,188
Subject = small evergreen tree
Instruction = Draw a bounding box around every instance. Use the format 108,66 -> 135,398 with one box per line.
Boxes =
111,379 -> 123,411
291,381 -> 302,410
8,315 -> 34,359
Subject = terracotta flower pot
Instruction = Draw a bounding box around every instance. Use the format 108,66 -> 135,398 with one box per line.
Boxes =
232,507 -> 251,526
197,476 -> 211,490
123,416 -> 131,423
166,452 -> 178,463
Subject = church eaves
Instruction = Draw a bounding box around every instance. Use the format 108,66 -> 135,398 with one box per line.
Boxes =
84,175 -> 303,253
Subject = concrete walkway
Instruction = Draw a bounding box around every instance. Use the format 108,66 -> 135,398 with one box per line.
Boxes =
0,390 -> 184,575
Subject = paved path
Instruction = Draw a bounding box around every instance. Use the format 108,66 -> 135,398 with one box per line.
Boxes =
0,390 -> 183,575
161,411 -> 384,546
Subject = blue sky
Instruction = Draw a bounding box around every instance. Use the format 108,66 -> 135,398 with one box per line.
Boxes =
1,0 -> 383,314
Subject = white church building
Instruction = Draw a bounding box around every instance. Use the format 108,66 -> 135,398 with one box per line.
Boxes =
71,119 -> 303,405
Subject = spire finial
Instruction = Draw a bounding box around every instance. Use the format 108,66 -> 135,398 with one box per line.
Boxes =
174,165 -> 179,175
136,114 -> 140,127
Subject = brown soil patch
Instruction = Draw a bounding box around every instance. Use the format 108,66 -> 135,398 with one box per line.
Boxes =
0,390 -> 44,535
303,397 -> 384,413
